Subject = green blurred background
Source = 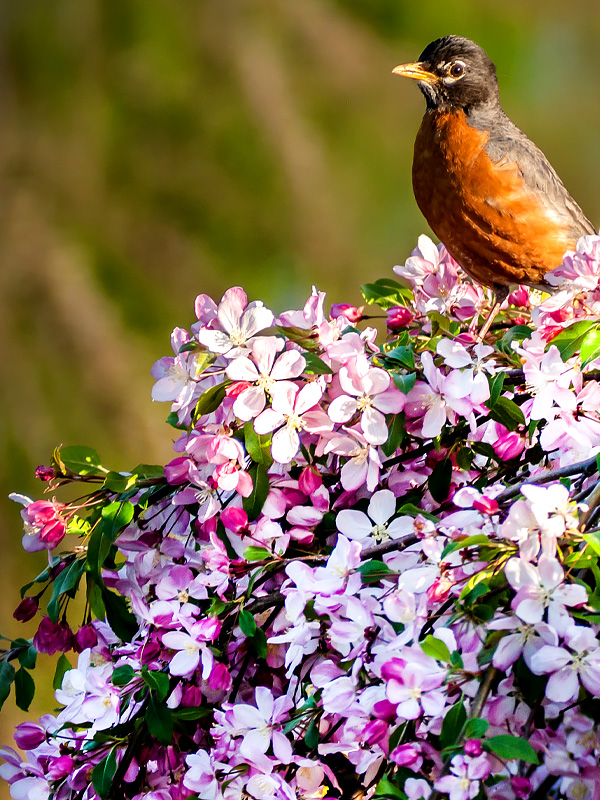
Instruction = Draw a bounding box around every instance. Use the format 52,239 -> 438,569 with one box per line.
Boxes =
1,0 -> 599,787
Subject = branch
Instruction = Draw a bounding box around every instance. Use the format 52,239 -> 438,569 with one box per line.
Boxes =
495,455 -> 598,503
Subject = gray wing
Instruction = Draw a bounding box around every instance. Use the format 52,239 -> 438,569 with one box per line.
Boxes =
483,110 -> 596,238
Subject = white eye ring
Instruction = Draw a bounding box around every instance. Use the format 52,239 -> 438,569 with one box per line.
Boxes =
447,61 -> 466,79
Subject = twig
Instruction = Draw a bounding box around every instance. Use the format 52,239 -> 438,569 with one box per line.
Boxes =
429,667 -> 498,800
579,479 -> 600,530
495,455 -> 598,503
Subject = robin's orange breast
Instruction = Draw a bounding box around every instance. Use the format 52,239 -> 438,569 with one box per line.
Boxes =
412,109 -> 576,289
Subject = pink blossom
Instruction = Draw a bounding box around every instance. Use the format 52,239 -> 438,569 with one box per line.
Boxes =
328,355 -> 404,444
434,754 -> 491,800
323,428 -> 382,491
197,287 -> 274,357
505,554 -> 587,632
254,381 -> 332,464
226,337 -> 306,420
530,625 -> 600,703
386,306 -> 415,330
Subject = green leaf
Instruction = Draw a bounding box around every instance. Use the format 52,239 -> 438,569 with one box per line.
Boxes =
53,653 -> 72,690
484,734 -> 539,764
142,669 -> 170,702
381,412 -> 405,457
239,609 -> 257,637
391,372 -> 417,394
581,328 -> 600,367
103,471 -> 138,493
276,326 -> 319,351
397,503 -> 439,522
441,534 -> 489,560
243,422 -> 273,468
583,531 -> 600,556
304,718 -> 319,749
420,634 -> 451,663
243,463 -> 270,521
193,383 -> 227,421
101,501 -> 135,542
102,589 -> 138,641
497,325 -> 533,355
146,696 -> 174,745
486,396 -> 525,431
14,667 -> 35,711
112,665 -> 135,686
302,352 -> 333,375
357,560 -> 396,584
487,372 -> 505,408
361,278 -> 412,310
47,559 -> 85,622
460,581 -> 491,604
173,706 -> 212,720
548,320 -> 597,360
0,661 -> 16,710
440,699 -> 466,751
464,718 -> 489,739
17,645 -> 37,670
385,346 -> 415,370
92,748 -> 118,799
130,463 -> 164,479
428,458 -> 452,503
53,445 -> 104,476
250,627 -> 268,660
374,778 -> 407,799
242,545 -> 271,562
166,411 -> 187,430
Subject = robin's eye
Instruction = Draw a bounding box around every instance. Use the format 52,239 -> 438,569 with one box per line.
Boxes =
448,62 -> 465,78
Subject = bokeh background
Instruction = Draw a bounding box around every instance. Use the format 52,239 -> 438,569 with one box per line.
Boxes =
1,0 -> 600,788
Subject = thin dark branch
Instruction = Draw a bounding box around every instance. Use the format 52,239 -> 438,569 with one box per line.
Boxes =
495,455 -> 598,503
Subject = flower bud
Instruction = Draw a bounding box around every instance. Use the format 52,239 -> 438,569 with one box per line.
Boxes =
74,625 -> 98,652
14,721 -> 46,750
298,466 -> 322,496
493,429 -> 524,460
13,596 -> 38,622
220,506 -> 248,534
511,777 -> 532,799
34,466 -> 56,482
464,738 -> 483,756
47,755 -> 74,780
507,285 -> 529,307
390,742 -> 423,770
208,662 -> 232,692
362,719 -> 388,745
472,496 -> 499,515
33,617 -> 74,655
386,306 -> 414,331
330,303 -> 364,323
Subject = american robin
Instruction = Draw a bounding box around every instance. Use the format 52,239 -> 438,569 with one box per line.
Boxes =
393,35 -> 596,337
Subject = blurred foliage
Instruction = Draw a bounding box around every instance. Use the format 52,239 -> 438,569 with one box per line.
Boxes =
1,0 -> 600,778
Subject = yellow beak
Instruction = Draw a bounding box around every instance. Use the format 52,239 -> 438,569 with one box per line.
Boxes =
392,62 -> 438,84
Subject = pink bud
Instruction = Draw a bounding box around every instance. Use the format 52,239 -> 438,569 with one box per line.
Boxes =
330,303 -> 364,323
13,596 -> 38,622
464,739 -> 483,756
493,430 -> 524,460
390,742 -> 423,770
511,777 -> 532,799
14,722 -> 46,750
362,719 -> 388,745
75,625 -> 98,652
35,466 -> 56,482
164,457 -> 191,485
472,496 -> 499,515
208,662 -> 232,691
47,755 -> 74,780
33,617 -> 74,655
386,306 -> 414,330
507,285 -> 529,307
220,506 -> 248,533
181,685 -> 203,706
373,699 -> 398,723
298,466 -> 322,496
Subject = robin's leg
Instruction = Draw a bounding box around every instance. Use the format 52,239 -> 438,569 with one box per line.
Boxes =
477,285 -> 510,342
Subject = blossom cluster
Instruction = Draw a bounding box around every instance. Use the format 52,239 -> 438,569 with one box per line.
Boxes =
4,235 -> 600,800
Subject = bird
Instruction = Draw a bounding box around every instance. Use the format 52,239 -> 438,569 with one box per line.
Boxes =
393,35 -> 595,339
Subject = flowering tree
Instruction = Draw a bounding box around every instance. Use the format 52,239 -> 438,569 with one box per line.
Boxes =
4,234 -> 600,800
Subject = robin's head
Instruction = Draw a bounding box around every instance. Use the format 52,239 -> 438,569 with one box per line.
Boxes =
393,36 -> 499,112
